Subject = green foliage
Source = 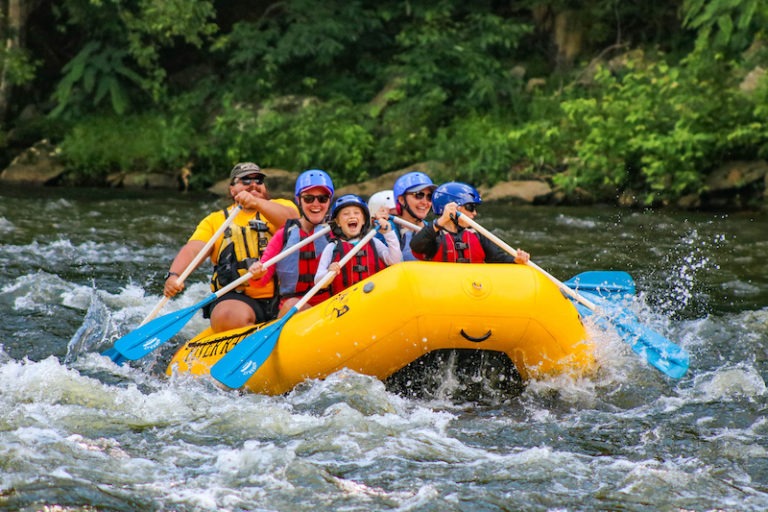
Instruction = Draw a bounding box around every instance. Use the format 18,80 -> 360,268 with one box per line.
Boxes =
393,3 -> 532,115
539,53 -> 766,204
750,73 -> 768,158
216,1 -> 387,101
507,117 -> 567,175
0,46 -> 39,86
50,41 -> 144,118
683,0 -> 768,53
51,0 -> 217,115
59,113 -> 196,177
14,0 -> 768,206
205,95 -> 374,185
428,114 -> 519,184
370,86 -> 446,172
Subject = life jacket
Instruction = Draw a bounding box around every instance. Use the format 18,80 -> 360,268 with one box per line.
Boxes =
329,238 -> 386,295
210,208 -> 276,298
276,219 -> 332,304
434,228 -> 486,263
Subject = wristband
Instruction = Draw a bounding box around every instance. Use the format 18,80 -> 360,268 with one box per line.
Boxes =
163,271 -> 180,280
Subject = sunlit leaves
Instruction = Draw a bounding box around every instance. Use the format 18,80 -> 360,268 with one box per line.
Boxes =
545,52 -> 765,204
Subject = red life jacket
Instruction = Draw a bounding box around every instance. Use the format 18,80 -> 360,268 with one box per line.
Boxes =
330,239 -> 386,295
277,219 -> 332,305
434,229 -> 486,263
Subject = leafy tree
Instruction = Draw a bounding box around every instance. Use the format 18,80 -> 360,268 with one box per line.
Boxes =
49,0 -> 217,118
683,0 -> 768,53
547,52 -> 765,204
6,0 -> 767,205
49,41 -> 142,118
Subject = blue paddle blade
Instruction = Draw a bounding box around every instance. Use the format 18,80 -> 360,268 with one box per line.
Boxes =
104,293 -> 217,361
564,271 -> 636,298
102,347 -> 127,365
211,307 -> 298,389
575,291 -> 689,379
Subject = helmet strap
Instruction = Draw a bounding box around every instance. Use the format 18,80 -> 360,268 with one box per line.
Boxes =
403,198 -> 419,220
330,221 -> 347,240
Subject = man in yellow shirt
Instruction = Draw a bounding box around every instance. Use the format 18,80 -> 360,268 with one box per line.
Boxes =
164,162 -> 299,332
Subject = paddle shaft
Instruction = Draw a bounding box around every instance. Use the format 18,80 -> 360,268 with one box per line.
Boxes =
294,226 -> 380,310
392,216 -> 422,232
459,214 -> 598,311
140,205 -> 243,325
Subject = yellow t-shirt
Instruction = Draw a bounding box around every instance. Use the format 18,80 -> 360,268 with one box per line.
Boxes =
190,199 -> 298,298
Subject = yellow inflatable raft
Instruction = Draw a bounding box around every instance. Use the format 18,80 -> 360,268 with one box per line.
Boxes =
166,261 -> 594,395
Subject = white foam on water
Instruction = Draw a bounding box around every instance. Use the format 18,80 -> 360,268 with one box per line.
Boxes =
0,238 -> 168,271
0,216 -> 14,234
554,213 -> 598,229
692,364 -> 766,402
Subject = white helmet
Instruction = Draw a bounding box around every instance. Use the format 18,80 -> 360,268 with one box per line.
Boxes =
367,190 -> 396,213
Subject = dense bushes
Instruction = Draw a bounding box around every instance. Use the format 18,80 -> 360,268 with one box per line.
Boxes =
59,114 -> 196,179
57,45 -> 767,206
531,53 -> 767,205
6,1 -> 768,204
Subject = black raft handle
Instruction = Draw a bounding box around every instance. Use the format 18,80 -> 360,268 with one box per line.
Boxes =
460,329 -> 492,343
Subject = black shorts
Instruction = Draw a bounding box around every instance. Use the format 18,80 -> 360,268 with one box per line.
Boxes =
202,291 -> 279,323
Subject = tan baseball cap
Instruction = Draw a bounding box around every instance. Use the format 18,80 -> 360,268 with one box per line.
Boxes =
230,162 -> 265,181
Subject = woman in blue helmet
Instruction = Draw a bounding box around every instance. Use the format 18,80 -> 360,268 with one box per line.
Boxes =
314,194 -> 402,295
392,171 -> 437,261
410,182 -> 530,264
248,169 -> 335,317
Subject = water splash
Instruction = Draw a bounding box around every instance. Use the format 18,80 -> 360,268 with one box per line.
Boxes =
654,227 -> 726,317
66,291 -> 112,363
0,216 -> 14,235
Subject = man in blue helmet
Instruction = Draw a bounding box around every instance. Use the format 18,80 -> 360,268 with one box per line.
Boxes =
410,181 -> 530,264
248,169 -> 335,317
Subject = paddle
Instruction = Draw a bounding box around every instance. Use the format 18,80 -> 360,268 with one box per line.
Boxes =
459,214 -> 689,379
395,215 -> 637,299
102,206 -> 242,365
392,216 -> 423,232
103,225 -> 332,362
141,205 -> 243,326
211,225 -> 381,389
564,270 -> 636,297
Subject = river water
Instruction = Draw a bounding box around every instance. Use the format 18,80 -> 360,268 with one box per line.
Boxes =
1,185 -> 767,511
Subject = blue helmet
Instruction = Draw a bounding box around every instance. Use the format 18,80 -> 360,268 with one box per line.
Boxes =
393,171 -> 435,200
294,169 -> 334,201
432,182 -> 482,215
331,194 -> 370,226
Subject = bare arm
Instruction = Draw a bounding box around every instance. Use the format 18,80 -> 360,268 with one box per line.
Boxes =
234,192 -> 299,228
163,240 -> 207,297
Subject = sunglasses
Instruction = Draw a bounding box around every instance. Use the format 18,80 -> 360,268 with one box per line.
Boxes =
462,203 -> 479,213
237,175 -> 265,186
409,191 -> 433,201
301,194 -> 331,204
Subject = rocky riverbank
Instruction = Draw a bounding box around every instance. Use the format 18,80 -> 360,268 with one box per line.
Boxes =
2,140 -> 767,210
